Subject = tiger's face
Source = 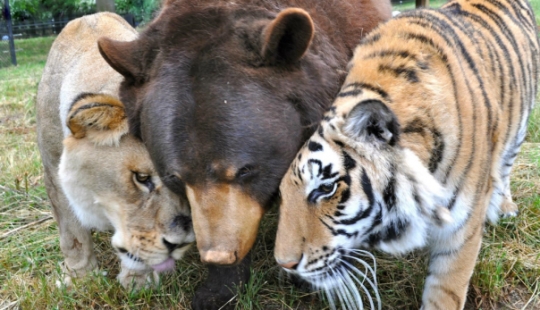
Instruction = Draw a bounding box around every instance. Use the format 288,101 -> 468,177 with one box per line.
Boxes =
275,99 -> 451,292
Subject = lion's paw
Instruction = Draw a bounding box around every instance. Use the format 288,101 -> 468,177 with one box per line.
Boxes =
117,268 -> 159,289
56,260 -> 100,289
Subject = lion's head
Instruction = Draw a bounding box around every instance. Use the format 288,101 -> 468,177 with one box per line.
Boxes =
58,93 -> 195,283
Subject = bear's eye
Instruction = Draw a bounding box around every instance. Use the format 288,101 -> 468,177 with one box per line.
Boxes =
236,165 -> 255,179
319,183 -> 334,194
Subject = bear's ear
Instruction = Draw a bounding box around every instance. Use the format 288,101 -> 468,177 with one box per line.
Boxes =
261,8 -> 314,65
343,100 -> 400,146
67,93 -> 129,146
98,37 -> 144,82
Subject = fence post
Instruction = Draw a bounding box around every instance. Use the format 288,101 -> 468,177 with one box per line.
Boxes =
416,0 -> 429,7
3,0 -> 17,66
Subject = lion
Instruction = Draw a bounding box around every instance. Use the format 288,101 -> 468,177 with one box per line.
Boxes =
36,12 -> 195,289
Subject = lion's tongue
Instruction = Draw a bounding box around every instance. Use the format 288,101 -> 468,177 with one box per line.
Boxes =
151,258 -> 176,273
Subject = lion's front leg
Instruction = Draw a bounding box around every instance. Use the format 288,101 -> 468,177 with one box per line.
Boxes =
117,256 -> 158,289
45,169 -> 98,284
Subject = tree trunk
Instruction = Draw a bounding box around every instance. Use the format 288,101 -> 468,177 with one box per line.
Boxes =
416,0 -> 429,7
96,0 -> 115,12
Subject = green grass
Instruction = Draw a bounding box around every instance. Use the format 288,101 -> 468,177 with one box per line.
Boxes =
392,0 -> 448,12
531,0 -> 540,25
1,10 -> 540,309
0,36 -> 54,69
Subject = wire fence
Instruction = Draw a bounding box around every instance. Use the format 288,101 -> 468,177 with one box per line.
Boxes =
0,13 -> 136,67
2,18 -> 72,39
2,14 -> 136,40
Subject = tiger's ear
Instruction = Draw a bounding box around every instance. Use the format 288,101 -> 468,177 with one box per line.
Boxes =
261,8 -> 314,65
67,93 -> 129,146
343,100 -> 400,146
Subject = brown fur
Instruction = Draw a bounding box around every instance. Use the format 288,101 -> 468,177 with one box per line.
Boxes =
97,0 -> 391,264
97,1 -> 391,308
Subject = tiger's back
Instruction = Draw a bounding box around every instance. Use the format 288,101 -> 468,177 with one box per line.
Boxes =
358,0 -> 539,223
275,0 -> 539,309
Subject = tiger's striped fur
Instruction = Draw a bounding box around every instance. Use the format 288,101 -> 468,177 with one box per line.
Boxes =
275,0 -> 539,309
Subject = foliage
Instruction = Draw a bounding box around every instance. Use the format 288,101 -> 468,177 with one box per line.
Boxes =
7,0 -> 160,24
115,0 -> 160,25
8,0 -> 95,21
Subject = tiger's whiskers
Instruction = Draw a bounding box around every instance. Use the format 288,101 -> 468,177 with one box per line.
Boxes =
311,249 -> 380,310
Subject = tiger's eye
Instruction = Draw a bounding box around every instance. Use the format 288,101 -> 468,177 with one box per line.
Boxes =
320,183 -> 334,193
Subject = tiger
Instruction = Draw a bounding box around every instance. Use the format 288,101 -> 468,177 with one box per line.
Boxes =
274,0 -> 539,309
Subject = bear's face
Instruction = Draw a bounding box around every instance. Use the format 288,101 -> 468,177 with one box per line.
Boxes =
98,1 -> 391,265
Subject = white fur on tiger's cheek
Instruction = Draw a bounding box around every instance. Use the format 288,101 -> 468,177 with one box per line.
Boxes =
301,139 -> 343,198
401,149 -> 451,208
436,207 -> 453,224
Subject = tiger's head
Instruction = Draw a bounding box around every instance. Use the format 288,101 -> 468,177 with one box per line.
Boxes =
275,97 -> 452,298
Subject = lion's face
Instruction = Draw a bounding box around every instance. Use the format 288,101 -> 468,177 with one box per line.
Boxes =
58,94 -> 195,272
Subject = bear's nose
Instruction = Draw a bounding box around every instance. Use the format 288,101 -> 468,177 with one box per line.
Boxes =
277,260 -> 299,270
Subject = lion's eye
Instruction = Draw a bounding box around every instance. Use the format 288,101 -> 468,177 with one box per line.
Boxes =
133,172 -> 155,191
135,173 -> 150,183
319,183 -> 334,193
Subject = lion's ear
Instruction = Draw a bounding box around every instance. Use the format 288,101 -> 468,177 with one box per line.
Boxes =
261,8 -> 314,65
67,93 -> 129,146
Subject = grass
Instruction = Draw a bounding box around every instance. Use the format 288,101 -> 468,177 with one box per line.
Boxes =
392,0 -> 448,12
531,0 -> 540,25
1,9 -> 540,309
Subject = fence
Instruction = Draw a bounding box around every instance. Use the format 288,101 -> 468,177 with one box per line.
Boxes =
1,18 -> 71,39
2,14 -> 136,40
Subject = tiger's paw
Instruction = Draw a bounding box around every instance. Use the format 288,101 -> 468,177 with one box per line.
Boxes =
500,198 -> 519,218
117,267 -> 159,289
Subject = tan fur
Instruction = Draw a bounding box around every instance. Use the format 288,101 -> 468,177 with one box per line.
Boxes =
275,0 -> 539,309
186,184 -> 264,264
36,13 -> 194,289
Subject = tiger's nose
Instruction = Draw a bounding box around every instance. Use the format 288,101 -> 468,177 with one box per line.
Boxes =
277,259 -> 299,270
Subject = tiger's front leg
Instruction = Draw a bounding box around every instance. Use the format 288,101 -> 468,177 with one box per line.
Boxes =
421,212 -> 485,310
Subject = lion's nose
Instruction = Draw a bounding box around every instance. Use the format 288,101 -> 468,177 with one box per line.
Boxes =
163,238 -> 186,253
172,214 -> 192,231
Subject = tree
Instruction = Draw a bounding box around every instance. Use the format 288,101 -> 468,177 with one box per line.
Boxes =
96,0 -> 114,12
